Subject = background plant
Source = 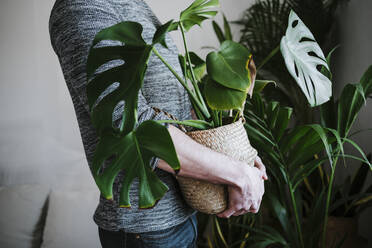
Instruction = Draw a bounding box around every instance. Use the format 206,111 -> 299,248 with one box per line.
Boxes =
238,0 -> 351,124
240,65 -> 372,248
201,4 -> 372,247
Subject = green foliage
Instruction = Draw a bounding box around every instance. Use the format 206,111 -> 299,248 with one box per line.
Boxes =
243,91 -> 370,247
241,65 -> 372,247
337,66 -> 372,137
330,154 -> 372,217
152,20 -> 178,48
180,0 -> 220,31
91,121 -> 180,208
85,0 -> 254,209
280,11 -> 332,107
205,41 -> 254,110
238,0 -> 349,123
87,22 -> 152,136
253,80 -> 276,94
244,95 -> 325,247
86,21 -> 183,208
197,214 -> 257,248
212,14 -> 233,44
178,52 -> 206,82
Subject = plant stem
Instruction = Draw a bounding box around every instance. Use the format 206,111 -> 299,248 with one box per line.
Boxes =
211,110 -> 219,127
288,180 -> 305,248
233,110 -> 241,122
152,47 -> 210,119
321,156 -> 338,248
179,24 -> 210,117
257,45 -> 280,71
190,97 -> 205,120
259,110 -> 305,247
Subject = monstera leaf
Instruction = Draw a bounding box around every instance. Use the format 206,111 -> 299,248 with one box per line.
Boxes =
91,121 -> 180,208
86,21 -> 180,208
280,10 -> 332,107
87,22 -> 153,136
204,41 -> 255,110
180,0 -> 219,31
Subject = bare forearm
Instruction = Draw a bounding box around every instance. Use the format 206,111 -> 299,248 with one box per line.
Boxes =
158,124 -> 267,217
157,125 -> 245,187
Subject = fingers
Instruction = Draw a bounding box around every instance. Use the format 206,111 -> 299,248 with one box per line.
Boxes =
219,204 -> 261,218
217,207 -> 235,218
218,200 -> 262,218
249,199 -> 261,214
232,208 -> 250,216
254,156 -> 268,180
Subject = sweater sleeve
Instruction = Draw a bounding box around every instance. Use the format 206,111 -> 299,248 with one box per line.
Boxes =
49,0 -> 175,169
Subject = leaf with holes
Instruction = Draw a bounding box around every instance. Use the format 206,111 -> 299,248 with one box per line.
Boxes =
280,10 -> 332,107
91,121 -> 180,208
86,21 -> 181,209
87,21 -> 153,136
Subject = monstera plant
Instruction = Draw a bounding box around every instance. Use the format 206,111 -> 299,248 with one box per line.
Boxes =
86,0 -> 337,211
86,0 -> 253,209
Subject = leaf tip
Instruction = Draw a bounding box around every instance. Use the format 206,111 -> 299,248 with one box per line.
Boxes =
119,205 -> 131,208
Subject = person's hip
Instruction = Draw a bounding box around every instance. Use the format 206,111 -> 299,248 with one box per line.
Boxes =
98,214 -> 198,248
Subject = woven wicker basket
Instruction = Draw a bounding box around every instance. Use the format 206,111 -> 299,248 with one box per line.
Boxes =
176,118 -> 257,214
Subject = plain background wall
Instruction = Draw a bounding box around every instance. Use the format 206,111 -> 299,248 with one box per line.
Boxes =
0,0 -> 370,244
0,0 -> 94,189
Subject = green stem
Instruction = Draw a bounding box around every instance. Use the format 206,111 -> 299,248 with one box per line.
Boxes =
257,45 -> 280,71
219,111 -> 223,126
321,157 -> 338,248
180,24 -> 200,92
152,47 -> 210,119
260,113 -> 304,247
211,110 -> 219,127
190,97 -> 205,120
179,24 -> 210,117
233,110 -> 240,123
288,180 -> 305,248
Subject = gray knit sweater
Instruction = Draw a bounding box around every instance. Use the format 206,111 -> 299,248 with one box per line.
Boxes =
49,0 -> 195,232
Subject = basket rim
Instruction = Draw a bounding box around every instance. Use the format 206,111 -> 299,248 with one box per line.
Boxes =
186,117 -> 245,135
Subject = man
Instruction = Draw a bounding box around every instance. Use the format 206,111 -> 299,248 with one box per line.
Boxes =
49,0 -> 266,247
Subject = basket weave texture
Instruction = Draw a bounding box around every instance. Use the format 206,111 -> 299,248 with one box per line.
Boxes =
177,118 -> 257,214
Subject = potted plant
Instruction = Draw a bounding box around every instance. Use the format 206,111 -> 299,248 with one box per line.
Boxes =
85,0 -> 337,215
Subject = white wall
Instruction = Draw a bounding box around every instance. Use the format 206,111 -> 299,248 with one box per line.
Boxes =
0,0 -> 94,189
